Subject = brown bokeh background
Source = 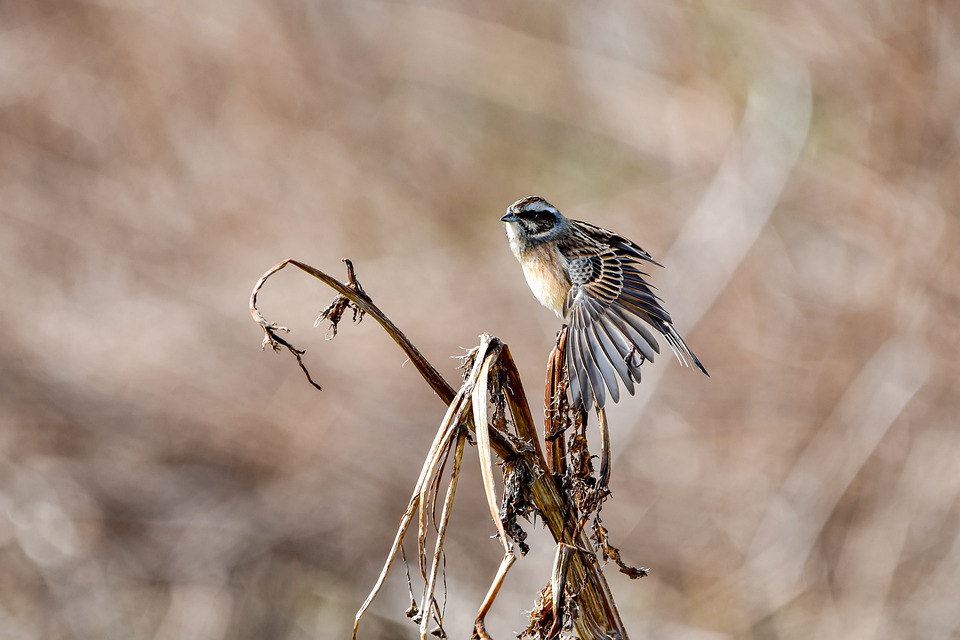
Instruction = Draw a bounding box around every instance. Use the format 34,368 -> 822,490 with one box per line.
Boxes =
3,2 -> 960,638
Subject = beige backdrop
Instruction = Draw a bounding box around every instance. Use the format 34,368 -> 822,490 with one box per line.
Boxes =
2,2 -> 959,639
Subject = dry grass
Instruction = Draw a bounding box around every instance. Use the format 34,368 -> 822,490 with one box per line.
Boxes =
3,1 -> 960,639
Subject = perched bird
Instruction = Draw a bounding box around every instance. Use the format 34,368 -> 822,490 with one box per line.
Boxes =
502,195 -> 707,410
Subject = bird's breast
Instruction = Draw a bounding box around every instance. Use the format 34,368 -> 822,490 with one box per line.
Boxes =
517,244 -> 571,318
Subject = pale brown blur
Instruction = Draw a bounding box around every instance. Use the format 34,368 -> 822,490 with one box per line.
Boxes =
2,2 -> 959,639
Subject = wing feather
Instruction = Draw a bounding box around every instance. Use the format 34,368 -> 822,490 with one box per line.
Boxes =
608,307 -> 659,359
558,219 -> 706,409
597,314 -> 644,379
585,315 -> 622,402
566,310 -> 594,411
573,307 -> 607,409
571,307 -> 606,410
592,316 -> 635,396
566,338 -> 584,409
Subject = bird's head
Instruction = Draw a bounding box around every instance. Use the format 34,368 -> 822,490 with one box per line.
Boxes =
501,196 -> 569,248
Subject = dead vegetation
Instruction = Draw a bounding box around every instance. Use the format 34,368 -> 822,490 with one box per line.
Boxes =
6,3 -> 960,638
251,259 -> 650,639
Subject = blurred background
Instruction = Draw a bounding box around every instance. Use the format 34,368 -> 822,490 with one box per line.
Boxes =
2,1 -> 959,638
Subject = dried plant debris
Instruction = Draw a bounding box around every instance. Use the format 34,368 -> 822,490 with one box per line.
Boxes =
401,546 -> 421,620
545,384 -> 574,440
456,346 -> 481,381
490,367 -> 510,433
505,432 -> 537,456
252,259 -> 637,639
499,459 -> 538,555
520,583 -> 556,640
520,580 -> 579,640
559,588 -> 580,637
315,258 -> 370,338
545,335 -> 574,439
593,518 -> 649,580
250,258 -> 376,392
565,432 -> 594,502
256,323 -> 323,391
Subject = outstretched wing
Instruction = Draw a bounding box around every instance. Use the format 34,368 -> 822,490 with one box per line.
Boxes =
560,222 -> 707,411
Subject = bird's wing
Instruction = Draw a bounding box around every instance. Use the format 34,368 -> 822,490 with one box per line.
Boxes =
560,222 -> 706,411
567,219 -> 664,267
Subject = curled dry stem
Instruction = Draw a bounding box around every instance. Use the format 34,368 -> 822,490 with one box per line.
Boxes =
249,258 -> 454,403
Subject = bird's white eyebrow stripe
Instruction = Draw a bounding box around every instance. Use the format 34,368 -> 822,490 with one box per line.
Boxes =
512,196 -> 557,214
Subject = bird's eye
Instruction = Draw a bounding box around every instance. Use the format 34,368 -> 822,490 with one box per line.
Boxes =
532,211 -> 554,223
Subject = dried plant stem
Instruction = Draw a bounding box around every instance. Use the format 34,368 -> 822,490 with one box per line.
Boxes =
597,407 -> 611,489
250,259 -> 629,639
473,551 -> 518,640
421,427 -> 467,637
353,394 -> 467,638
251,259 -> 520,460
473,338 -> 513,553
250,259 -> 455,403
543,329 -> 569,476
548,543 -> 577,638
498,344 -> 628,638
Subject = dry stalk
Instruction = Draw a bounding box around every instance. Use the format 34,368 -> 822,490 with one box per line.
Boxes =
421,426 -> 467,637
249,258 -> 639,639
544,327 -> 570,477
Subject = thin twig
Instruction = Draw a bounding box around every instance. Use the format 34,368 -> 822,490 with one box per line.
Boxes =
595,518 -> 650,580
473,551 -> 518,640
249,261 -> 323,390
250,259 -> 455,403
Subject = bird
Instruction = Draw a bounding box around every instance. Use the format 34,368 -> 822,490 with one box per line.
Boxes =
501,195 -> 707,411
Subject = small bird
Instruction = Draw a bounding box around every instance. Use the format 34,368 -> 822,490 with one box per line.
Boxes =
502,195 -> 707,410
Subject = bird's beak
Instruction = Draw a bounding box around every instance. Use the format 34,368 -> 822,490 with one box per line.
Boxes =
501,212 -> 518,223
